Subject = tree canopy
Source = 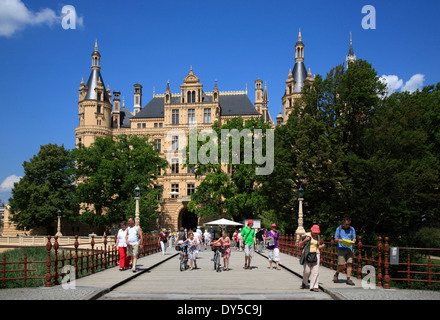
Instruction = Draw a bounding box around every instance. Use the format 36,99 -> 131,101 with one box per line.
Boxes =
72,134 -> 168,231
9,143 -> 77,234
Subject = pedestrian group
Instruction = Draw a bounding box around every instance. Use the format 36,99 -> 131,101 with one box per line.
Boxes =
115,217 -> 357,291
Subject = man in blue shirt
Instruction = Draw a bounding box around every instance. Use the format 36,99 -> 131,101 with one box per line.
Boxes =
334,217 -> 356,285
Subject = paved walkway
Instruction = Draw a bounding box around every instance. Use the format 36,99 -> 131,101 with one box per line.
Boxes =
0,246 -> 439,300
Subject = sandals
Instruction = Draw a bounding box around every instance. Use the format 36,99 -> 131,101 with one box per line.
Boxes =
346,279 -> 355,286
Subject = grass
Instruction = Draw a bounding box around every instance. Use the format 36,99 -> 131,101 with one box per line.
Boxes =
0,246 -> 118,289
0,247 -> 49,288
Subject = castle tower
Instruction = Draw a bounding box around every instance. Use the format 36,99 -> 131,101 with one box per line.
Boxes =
281,29 -> 314,119
75,40 -> 113,147
346,32 -> 357,69
133,83 -> 143,115
112,91 -> 121,128
254,79 -> 263,114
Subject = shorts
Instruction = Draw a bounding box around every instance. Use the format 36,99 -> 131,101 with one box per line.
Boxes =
128,244 -> 139,257
244,244 -> 254,257
337,249 -> 354,265
267,248 -> 280,262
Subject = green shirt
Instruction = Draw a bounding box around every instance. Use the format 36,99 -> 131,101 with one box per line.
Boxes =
241,226 -> 256,245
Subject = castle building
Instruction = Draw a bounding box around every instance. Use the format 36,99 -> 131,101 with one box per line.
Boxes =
75,41 -> 269,231
74,31 -> 355,232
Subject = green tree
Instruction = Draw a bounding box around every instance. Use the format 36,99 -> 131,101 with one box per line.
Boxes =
9,144 -> 77,234
264,60 -> 440,244
72,135 -> 168,231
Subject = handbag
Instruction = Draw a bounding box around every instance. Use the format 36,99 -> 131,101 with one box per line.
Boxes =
306,252 -> 317,263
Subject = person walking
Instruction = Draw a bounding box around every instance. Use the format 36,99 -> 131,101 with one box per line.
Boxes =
126,217 -> 143,272
266,224 -> 280,270
232,230 -> 238,249
204,229 -> 211,250
256,228 -> 266,253
182,232 -> 198,271
192,228 -> 202,258
159,228 -> 168,255
214,231 -> 232,271
333,217 -> 356,285
115,221 -> 129,271
237,229 -> 242,251
300,225 -> 325,291
241,220 -> 256,270
177,227 -> 186,243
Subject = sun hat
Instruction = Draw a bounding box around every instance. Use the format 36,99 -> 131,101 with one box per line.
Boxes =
311,225 -> 320,234
271,223 -> 277,227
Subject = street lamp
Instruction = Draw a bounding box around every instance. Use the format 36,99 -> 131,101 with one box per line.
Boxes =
56,210 -> 63,237
135,186 -> 140,227
295,185 -> 305,237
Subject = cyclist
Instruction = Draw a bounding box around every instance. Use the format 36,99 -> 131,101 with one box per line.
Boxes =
182,232 -> 198,271
213,230 -> 231,271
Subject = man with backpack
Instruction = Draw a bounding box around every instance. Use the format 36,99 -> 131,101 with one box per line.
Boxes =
333,217 -> 356,285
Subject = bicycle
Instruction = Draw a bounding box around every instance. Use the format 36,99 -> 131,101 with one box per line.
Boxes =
211,244 -> 223,272
176,242 -> 188,271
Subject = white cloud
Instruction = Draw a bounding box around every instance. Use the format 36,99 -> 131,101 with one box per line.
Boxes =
380,73 -> 425,97
0,175 -> 22,192
0,0 -> 84,37
402,74 -> 425,93
380,75 -> 403,96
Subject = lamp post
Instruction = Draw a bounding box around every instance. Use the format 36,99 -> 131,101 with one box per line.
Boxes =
295,186 -> 305,238
135,186 -> 140,227
56,210 -> 63,237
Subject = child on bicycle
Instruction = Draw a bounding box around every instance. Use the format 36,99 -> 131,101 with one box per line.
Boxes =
213,231 -> 231,271
182,232 -> 198,271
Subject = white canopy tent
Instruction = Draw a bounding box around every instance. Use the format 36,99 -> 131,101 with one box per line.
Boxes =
204,218 -> 243,229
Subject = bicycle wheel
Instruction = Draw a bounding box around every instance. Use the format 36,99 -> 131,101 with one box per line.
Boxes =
215,253 -> 221,272
180,253 -> 185,271
213,252 -> 218,270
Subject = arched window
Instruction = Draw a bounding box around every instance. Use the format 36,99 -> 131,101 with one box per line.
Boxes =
192,91 -> 196,103
187,91 -> 191,103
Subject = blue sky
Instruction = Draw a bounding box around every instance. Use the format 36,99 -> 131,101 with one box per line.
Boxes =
1,0 -> 439,203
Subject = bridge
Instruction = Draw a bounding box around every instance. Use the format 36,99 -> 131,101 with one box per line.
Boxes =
1,243 -> 439,302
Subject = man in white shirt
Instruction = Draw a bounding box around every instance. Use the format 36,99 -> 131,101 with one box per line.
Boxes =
204,230 -> 211,249
126,217 -> 143,272
192,228 -> 201,258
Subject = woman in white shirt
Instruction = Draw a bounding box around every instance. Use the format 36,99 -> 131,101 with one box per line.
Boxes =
115,221 -> 129,271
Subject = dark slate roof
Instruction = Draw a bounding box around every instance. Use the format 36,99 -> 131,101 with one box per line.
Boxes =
292,61 -> 308,93
84,69 -> 110,102
219,94 -> 260,116
348,44 -> 355,57
132,93 -> 260,119
119,106 -> 133,128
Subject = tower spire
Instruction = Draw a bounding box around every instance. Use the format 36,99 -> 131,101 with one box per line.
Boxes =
295,28 -> 304,62
346,31 -> 357,68
91,39 -> 101,70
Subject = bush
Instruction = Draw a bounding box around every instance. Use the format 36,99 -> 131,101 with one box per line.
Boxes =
412,228 -> 440,251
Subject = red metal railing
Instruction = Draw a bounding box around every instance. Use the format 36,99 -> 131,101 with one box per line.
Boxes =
278,234 -> 440,289
1,232 -> 160,288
